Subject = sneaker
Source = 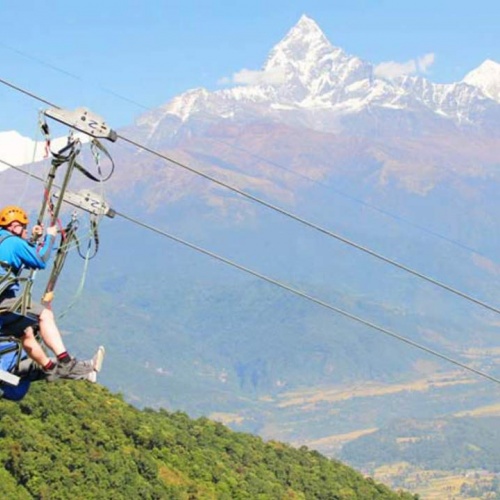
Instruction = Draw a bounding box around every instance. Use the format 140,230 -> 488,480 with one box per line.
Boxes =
82,346 -> 105,384
46,363 -> 98,383
84,370 -> 97,383
93,346 -> 105,372
44,347 -> 106,383
48,357 -> 95,381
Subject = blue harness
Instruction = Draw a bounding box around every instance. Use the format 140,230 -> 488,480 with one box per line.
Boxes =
0,340 -> 31,401
0,233 -> 32,400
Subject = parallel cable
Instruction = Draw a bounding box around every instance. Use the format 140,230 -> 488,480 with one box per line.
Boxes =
119,134 -> 500,316
0,42 -> 151,112
115,209 -> 500,386
0,77 -> 55,107
0,157 -> 45,182
3,156 -> 500,385
1,77 -> 500,317
213,139 -> 491,260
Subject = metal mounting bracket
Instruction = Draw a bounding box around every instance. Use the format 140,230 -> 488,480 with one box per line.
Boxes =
53,189 -> 116,218
44,107 -> 117,142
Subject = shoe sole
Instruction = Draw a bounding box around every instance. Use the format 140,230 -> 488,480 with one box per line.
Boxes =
93,346 -> 105,372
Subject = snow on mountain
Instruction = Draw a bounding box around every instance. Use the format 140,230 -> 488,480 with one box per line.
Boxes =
398,76 -> 490,123
262,14 -> 373,106
134,15 -> 500,142
463,59 -> 500,103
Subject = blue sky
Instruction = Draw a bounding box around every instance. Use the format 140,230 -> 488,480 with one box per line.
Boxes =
1,0 -> 498,134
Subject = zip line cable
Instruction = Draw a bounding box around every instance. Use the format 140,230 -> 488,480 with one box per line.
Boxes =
0,158 -> 45,182
0,77 -> 55,107
1,76 -> 500,318
115,209 -> 500,386
213,139 -> 492,260
3,156 -> 500,385
117,134 -> 500,316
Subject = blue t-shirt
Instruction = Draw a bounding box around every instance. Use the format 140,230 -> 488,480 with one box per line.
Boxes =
0,228 -> 55,295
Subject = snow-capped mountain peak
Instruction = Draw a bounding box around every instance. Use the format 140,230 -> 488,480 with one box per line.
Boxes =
463,59 -> 500,102
137,16 -> 500,140
262,15 -> 372,105
269,14 -> 332,56
264,14 -> 338,82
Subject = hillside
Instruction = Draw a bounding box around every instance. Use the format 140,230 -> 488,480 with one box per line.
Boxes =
341,415 -> 500,472
0,381 -> 416,499
340,416 -> 500,498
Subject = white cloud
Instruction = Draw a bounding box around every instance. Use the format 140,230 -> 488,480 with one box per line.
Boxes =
374,60 -> 417,79
375,53 -> 435,80
0,131 -> 90,171
218,67 -> 286,86
418,53 -> 435,73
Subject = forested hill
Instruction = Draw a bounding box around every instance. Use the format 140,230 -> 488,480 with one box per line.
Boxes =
0,383 -> 416,499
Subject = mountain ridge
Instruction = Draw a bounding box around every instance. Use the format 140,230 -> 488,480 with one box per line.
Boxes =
132,14 -> 500,145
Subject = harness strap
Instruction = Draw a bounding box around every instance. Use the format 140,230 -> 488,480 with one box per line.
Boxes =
74,160 -> 102,182
0,234 -> 17,298
0,233 -> 33,317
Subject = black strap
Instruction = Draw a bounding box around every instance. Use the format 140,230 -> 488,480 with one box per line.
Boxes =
74,161 -> 102,182
0,234 -> 16,302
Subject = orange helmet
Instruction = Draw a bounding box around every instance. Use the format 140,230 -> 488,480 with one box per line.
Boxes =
0,205 -> 29,227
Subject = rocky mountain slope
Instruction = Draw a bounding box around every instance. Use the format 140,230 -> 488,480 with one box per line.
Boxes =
130,15 -> 500,144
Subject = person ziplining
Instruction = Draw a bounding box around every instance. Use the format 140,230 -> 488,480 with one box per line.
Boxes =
0,107 -> 116,400
0,205 -> 101,380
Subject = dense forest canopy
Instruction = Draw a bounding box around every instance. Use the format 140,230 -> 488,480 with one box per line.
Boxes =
0,382 -> 416,499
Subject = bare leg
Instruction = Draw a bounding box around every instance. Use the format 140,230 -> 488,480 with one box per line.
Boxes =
37,308 -> 66,356
21,327 -> 51,367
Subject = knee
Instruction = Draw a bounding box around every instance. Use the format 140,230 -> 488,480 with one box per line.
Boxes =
21,326 -> 35,342
39,308 -> 54,323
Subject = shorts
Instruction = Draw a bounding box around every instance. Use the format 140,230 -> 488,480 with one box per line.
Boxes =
0,296 -> 45,318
